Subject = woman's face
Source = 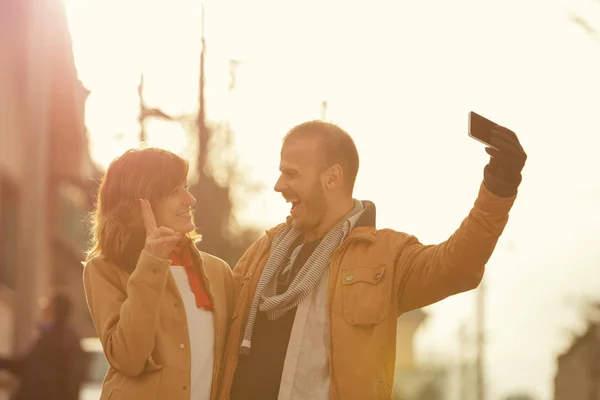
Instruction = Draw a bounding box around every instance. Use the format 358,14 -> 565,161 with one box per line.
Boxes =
152,183 -> 197,234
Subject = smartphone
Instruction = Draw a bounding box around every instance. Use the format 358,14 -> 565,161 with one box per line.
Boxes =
468,111 -> 499,149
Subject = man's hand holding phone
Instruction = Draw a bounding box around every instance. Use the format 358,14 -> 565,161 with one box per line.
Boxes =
468,112 -> 527,197
484,126 -> 527,184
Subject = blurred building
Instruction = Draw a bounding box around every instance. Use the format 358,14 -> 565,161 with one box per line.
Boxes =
396,309 -> 429,372
393,309 -> 450,400
0,0 -> 98,373
554,321 -> 600,400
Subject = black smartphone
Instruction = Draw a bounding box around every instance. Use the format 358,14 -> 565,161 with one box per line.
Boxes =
468,111 -> 499,149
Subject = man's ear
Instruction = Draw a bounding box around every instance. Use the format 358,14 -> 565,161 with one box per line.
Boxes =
322,164 -> 344,190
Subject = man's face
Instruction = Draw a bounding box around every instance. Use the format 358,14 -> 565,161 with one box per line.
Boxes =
274,137 -> 328,233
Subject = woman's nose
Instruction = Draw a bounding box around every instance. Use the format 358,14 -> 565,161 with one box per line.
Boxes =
185,190 -> 196,207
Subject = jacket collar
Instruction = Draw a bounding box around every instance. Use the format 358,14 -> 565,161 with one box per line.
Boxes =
345,200 -> 376,242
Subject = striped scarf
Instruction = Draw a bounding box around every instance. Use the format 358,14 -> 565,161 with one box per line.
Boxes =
239,199 -> 364,355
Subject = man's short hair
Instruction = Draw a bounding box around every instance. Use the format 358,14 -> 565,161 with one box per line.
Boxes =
283,121 -> 360,193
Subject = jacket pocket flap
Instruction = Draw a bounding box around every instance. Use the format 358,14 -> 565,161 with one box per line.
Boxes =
341,265 -> 386,285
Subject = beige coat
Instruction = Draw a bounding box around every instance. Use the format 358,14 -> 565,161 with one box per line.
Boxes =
83,246 -> 234,400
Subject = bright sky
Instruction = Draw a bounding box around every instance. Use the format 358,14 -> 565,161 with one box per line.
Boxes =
63,0 -> 600,398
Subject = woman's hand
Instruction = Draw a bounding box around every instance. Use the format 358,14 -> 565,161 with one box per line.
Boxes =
139,199 -> 181,260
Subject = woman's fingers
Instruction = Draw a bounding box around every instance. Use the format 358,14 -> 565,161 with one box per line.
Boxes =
139,199 -> 158,234
155,226 -> 178,237
145,235 -> 181,247
146,227 -> 181,243
140,200 -> 183,259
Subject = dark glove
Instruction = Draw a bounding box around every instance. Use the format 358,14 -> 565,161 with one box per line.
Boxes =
483,125 -> 527,197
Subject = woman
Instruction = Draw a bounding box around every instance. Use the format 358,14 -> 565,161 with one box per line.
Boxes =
84,148 -> 234,400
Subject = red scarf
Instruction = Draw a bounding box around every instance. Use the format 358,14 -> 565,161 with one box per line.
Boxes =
168,238 -> 213,311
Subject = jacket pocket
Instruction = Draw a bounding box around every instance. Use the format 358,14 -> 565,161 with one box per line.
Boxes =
341,264 -> 389,326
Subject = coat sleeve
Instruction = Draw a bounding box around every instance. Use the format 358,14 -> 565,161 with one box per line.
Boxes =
231,234 -> 270,304
221,260 -> 235,323
395,182 -> 517,314
204,252 -> 236,323
83,250 -> 171,376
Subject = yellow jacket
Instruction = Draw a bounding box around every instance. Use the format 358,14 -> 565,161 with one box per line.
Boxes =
83,246 -> 234,400
219,183 -> 516,399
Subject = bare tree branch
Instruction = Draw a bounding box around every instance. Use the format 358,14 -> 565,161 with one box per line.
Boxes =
569,12 -> 600,45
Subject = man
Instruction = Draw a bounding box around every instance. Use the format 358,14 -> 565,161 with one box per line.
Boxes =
220,120 -> 526,399
0,293 -> 86,400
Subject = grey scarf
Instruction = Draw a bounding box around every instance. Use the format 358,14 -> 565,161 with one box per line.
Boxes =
239,200 -> 364,355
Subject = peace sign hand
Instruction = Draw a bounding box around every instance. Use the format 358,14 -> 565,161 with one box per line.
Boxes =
139,199 -> 181,260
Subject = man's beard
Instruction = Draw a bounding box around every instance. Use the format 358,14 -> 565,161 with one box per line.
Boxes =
292,182 -> 327,233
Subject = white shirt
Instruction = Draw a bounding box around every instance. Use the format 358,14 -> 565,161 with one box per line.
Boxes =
278,210 -> 365,399
170,266 -> 215,400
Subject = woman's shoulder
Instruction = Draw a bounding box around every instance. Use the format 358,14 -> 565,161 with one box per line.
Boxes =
85,253 -> 111,270
197,250 -> 230,270
83,253 -> 128,281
